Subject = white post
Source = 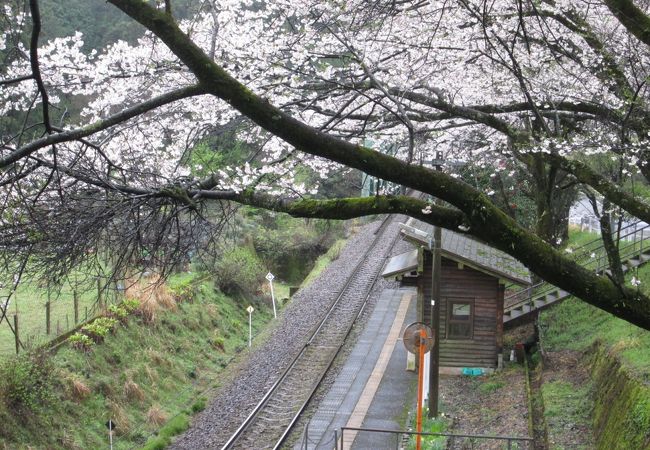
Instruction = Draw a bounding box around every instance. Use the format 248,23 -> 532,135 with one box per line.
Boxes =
246,305 -> 254,347
266,272 -> 277,319
107,419 -> 114,450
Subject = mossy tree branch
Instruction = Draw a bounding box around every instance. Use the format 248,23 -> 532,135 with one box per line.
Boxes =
101,0 -> 650,329
544,153 -> 650,224
603,0 -> 650,48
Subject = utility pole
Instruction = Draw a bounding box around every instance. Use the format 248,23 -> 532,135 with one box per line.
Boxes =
429,150 -> 443,417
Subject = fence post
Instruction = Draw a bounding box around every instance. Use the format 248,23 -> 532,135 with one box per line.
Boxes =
74,290 -> 79,323
14,314 -> 19,354
46,301 -> 51,335
97,277 -> 102,310
85,306 -> 88,321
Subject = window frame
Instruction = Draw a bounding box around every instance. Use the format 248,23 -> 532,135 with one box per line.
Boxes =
446,298 -> 474,340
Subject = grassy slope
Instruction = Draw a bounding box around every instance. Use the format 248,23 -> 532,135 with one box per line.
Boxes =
539,231 -> 650,449
0,273 -> 274,449
540,268 -> 650,375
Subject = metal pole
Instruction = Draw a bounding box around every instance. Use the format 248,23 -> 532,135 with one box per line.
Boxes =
248,310 -> 252,347
335,430 -> 339,450
109,423 -> 113,450
416,329 -> 426,450
270,279 -> 276,319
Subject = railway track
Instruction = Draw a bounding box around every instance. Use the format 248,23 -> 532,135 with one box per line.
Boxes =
220,214 -> 402,450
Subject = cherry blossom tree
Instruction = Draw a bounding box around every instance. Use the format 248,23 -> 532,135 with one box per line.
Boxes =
2,0 -> 650,329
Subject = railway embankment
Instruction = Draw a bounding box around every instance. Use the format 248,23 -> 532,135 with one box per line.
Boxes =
538,293 -> 650,450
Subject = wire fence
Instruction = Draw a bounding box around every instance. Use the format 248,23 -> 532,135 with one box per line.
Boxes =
0,276 -> 126,356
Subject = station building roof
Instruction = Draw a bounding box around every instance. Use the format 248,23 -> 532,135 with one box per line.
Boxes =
382,218 -> 531,286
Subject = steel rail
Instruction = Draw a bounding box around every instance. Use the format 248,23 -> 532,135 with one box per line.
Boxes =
220,213 -> 400,450
272,218 -> 401,449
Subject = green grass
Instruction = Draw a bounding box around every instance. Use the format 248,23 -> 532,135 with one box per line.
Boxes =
541,380 -> 593,450
140,414 -> 190,450
542,380 -> 592,424
406,406 -> 447,450
537,228 -> 650,450
477,379 -> 506,394
0,272 -> 275,449
0,277 -> 110,356
540,292 -> 650,376
540,227 -> 650,377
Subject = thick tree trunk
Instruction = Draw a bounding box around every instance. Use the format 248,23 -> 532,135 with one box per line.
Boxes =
599,201 -> 625,285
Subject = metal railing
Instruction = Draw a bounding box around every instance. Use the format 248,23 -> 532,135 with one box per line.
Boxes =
504,220 -> 650,314
334,426 -> 533,450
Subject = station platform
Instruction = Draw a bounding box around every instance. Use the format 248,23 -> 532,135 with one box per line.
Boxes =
295,287 -> 418,450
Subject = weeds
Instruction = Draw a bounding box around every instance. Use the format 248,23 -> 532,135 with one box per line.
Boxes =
146,405 -> 168,427
0,350 -> 55,414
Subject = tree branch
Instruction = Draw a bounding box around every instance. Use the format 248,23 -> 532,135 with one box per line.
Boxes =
106,0 -> 650,329
603,0 -> 650,48
0,84 -> 207,168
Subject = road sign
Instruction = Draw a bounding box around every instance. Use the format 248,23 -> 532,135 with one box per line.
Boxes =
246,305 -> 254,314
266,272 -> 277,318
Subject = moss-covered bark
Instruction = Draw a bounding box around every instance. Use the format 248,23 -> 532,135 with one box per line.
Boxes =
105,0 -> 650,331
603,0 -> 650,48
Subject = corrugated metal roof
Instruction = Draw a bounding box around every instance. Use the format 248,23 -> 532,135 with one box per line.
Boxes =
399,218 -> 531,285
382,249 -> 419,278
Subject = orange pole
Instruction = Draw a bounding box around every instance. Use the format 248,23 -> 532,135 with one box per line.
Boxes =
416,329 -> 426,450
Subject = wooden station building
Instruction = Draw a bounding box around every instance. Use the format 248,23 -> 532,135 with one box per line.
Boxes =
383,218 -> 530,369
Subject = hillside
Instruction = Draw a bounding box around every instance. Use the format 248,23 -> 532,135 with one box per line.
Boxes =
538,261 -> 650,449
0,273 -> 275,449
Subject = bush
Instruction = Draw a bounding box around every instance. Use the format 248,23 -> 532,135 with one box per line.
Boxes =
107,304 -> 129,322
0,350 -> 55,414
214,247 -> 265,297
81,317 -> 118,343
68,332 -> 94,351
121,298 -> 140,312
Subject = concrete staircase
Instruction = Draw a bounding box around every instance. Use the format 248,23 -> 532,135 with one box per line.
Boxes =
504,221 -> 650,327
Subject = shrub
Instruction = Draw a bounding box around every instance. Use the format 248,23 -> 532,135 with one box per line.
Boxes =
214,247 -> 265,297
0,350 -> 55,414
211,333 -> 226,352
68,332 -> 94,351
107,304 -> 129,322
191,397 -> 207,413
121,298 -> 140,312
81,317 -> 118,343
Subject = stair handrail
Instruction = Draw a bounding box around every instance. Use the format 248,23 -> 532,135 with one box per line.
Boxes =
505,220 -> 650,313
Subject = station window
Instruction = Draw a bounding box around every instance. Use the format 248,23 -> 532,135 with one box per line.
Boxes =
447,299 -> 473,339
